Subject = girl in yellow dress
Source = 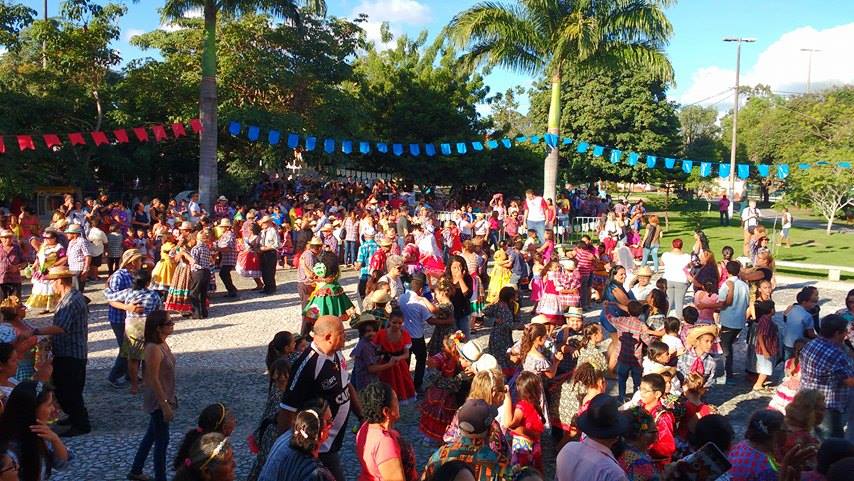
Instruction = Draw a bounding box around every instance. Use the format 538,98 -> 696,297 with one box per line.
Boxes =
149,231 -> 177,294
25,231 -> 66,312
486,247 -> 512,304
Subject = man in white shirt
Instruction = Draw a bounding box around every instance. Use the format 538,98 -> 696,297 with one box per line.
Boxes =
187,192 -> 202,223
399,274 -> 436,393
86,223 -> 108,281
523,189 -> 547,241
557,394 -> 629,481
718,261 -> 750,381
741,200 -> 761,256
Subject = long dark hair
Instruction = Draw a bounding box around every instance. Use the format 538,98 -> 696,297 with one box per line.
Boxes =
444,254 -> 470,284
143,310 -> 170,344
519,323 -> 546,363
173,432 -> 232,481
0,381 -> 55,481
265,331 -> 294,371
289,399 -> 330,455
172,403 -> 231,471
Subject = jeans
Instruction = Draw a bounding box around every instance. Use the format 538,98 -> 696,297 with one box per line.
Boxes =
410,337 -> 427,391
131,409 -> 170,481
358,274 -> 369,299
818,408 -> 846,440
641,246 -> 660,271
719,327 -> 742,378
527,220 -> 546,243
219,265 -> 237,296
617,363 -> 642,401
456,314 -> 471,339
318,451 -> 344,481
720,210 -> 729,225
345,241 -> 358,265
488,231 -> 500,250
666,280 -> 690,318
189,268 -> 210,318
107,322 -> 128,383
52,357 -> 90,431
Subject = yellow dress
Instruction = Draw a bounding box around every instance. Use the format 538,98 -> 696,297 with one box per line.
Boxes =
25,244 -> 64,310
486,249 -> 512,304
149,242 -> 176,291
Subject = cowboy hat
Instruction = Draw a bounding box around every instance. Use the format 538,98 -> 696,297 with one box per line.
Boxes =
64,224 -> 82,235
217,195 -> 228,202
565,306 -> 583,320
218,218 -> 233,227
308,236 -> 324,247
0,229 -> 13,238
258,215 -> 273,225
321,224 -> 333,232
635,266 -> 654,277
367,289 -> 391,305
179,221 -> 194,231
379,238 -> 393,247
686,324 -> 720,348
351,313 -> 380,330
472,353 -> 498,373
45,265 -> 74,280
120,248 -> 143,269
576,394 -> 630,439
457,340 -> 483,363
530,314 -> 550,325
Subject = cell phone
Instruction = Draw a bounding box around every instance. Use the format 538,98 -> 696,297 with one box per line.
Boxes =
677,442 -> 732,481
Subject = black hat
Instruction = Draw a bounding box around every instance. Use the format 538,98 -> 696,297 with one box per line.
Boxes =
457,399 -> 497,436
576,394 -> 629,439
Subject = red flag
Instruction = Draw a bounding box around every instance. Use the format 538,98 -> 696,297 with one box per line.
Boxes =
113,129 -> 129,143
133,127 -> 149,142
43,134 -> 62,149
189,118 -> 203,133
68,133 -> 87,146
152,124 -> 168,142
171,123 -> 187,138
0,137 -> 5,154
17,135 -> 35,151
91,131 -> 109,146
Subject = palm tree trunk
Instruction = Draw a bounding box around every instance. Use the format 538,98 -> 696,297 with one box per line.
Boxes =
198,0 -> 218,210
543,71 -> 561,201
93,89 -> 103,131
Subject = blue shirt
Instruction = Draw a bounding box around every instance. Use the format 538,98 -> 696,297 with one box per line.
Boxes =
399,290 -> 432,339
718,278 -> 749,330
356,240 -> 378,277
104,268 -> 134,325
783,304 -> 814,348
258,431 -> 333,481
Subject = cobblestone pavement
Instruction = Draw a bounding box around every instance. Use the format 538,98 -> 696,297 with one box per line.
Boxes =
24,269 -> 849,481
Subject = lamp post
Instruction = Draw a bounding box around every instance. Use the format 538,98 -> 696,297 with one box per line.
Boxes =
800,48 -> 820,93
723,37 -> 756,215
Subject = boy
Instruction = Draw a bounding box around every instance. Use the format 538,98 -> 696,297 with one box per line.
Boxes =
638,373 -> 676,467
677,324 -> 719,388
607,300 -> 662,400
522,228 -> 540,251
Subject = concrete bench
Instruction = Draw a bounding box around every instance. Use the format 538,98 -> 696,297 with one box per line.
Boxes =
774,261 -> 854,281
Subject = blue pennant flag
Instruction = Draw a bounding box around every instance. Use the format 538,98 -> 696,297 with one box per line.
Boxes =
323,138 -> 335,153
425,144 -> 436,156
628,152 -> 639,166
544,133 -> 558,148
487,139 -> 499,149
501,138 -> 512,148
646,155 -> 657,168
816,160 -> 830,166
682,160 -> 693,173
799,163 -> 810,170
757,164 -> 770,177
247,126 -> 260,142
287,133 -> 299,149
531,135 -> 541,145
472,141 -> 484,151
409,144 -> 420,156
610,149 -> 622,164
840,162 -> 852,169
341,140 -> 353,154
268,130 -> 280,145
516,136 -> 528,144
700,162 -> 712,177
719,163 -> 731,178
376,143 -> 388,153
359,141 -> 370,154
305,136 -> 316,151
664,158 -> 676,169
562,137 -> 573,145
441,143 -> 451,155
456,143 -> 468,154
392,144 -> 403,156
228,121 -> 241,136
592,145 -> 604,157
777,165 -> 790,179
737,164 -> 750,179
576,141 -> 589,153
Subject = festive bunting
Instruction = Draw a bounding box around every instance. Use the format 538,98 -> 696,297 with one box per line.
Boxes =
91,131 -> 109,146
228,121 -> 241,136
841,162 -> 852,169
777,165 -> 789,179
305,136 -> 317,151
530,135 -> 541,145
441,143 -> 451,155
377,143 -> 388,154
544,133 -> 558,148
682,160 -> 693,174
664,157 -> 676,169
17,135 -> 35,151
409,144 -> 420,156
515,136 -> 528,144
342,140 -> 353,154
576,141 -> 589,153
757,164 -> 770,177
610,149 -> 622,164
700,162 -> 712,177
592,145 -> 604,157
113,129 -> 129,144
456,143 -> 467,154
719,163 -> 731,178
289,133 -> 301,149
43,134 -> 62,149
799,163 -> 810,170
171,123 -> 187,138
69,133 -> 87,145
323,139 -> 335,153
190,119 -> 203,134
501,138 -> 512,148
628,152 -> 639,166
487,139 -> 499,149
472,141 -> 484,151
393,144 -> 403,156
562,137 -> 573,145
267,130 -> 280,145
646,155 -> 657,168
246,126 -> 259,142
360,141 -> 370,154
425,144 -> 436,156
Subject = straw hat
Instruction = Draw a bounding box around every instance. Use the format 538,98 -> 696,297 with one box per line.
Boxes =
367,289 -> 391,305
219,218 -> 233,227
636,266 -> 654,278
45,266 -> 74,280
457,340 -> 483,363
379,238 -> 393,247
686,324 -> 720,348
472,353 -> 498,373
217,195 -> 228,202
0,229 -> 13,238
120,248 -> 143,268
308,236 -> 324,247
351,313 -> 380,330
64,224 -> 82,235
258,215 -> 273,225
531,314 -> 550,325
179,221 -> 194,231
321,223 -> 333,232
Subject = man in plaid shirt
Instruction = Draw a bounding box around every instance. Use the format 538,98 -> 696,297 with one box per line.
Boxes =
215,218 -> 238,298
189,231 -> 213,319
800,314 -> 854,438
607,300 -> 661,400
103,248 -> 143,388
65,224 -> 91,292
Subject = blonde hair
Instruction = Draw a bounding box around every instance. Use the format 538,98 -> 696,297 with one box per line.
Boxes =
785,389 -> 826,429
648,215 -> 659,226
468,368 -> 505,403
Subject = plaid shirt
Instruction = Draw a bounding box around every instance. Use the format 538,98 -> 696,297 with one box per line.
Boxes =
610,315 -> 654,367
357,240 -> 378,277
800,337 -> 854,410
111,287 -> 163,319
216,231 -> 237,267
190,244 -> 213,271
52,289 -> 89,360
677,348 -> 716,387
104,268 -> 134,325
66,237 -> 91,272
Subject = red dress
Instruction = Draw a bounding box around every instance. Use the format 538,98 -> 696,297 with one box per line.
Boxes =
419,352 -> 462,441
511,399 -> 545,471
375,329 -> 416,402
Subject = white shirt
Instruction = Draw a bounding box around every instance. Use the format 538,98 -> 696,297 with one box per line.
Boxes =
661,251 -> 691,283
525,196 -> 546,222
662,334 -> 685,354
629,283 -> 655,302
86,226 -> 108,257
782,212 -> 792,229
741,207 -> 760,228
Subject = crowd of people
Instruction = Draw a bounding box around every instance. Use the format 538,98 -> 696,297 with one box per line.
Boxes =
0,176 -> 852,481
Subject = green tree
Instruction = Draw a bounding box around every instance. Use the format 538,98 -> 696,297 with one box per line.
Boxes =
445,0 -> 674,200
487,86 -> 534,138
0,0 -> 34,48
160,0 -> 326,209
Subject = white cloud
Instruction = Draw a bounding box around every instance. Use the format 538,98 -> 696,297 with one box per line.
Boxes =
159,8 -> 204,32
678,23 -> 854,109
123,28 -> 146,42
351,0 -> 431,51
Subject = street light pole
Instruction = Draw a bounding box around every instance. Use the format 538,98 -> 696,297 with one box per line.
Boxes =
800,48 -> 820,93
723,37 -> 755,214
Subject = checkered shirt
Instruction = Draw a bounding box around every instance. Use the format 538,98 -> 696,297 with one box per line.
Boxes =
677,348 -> 717,387
66,237 -> 90,272
52,289 -> 89,360
357,240 -> 378,277
104,268 -> 134,325
190,243 -> 213,271
610,315 -> 654,367
800,337 -> 854,410
216,231 -> 237,267
111,287 -> 163,319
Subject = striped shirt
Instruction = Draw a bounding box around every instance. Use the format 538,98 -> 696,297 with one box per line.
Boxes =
574,246 -> 596,275
66,237 -> 90,272
357,240 -> 378,277
216,231 -> 237,267
52,289 -> 89,360
104,269 -> 134,325
190,244 -> 213,271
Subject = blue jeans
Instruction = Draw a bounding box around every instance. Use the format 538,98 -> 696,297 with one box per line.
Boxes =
456,314 -> 470,339
344,241 -> 358,265
131,409 -> 170,481
527,220 -> 546,243
617,363 -> 642,401
107,322 -> 128,383
641,246 -> 660,271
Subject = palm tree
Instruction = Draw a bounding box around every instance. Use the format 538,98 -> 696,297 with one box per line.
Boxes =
446,0 -> 675,200
161,0 -> 326,208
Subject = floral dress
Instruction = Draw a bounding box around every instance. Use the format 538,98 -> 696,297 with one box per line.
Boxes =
483,302 -> 516,372
419,351 -> 463,441
25,244 -> 65,310
618,444 -> 660,481
164,246 -> 193,313
246,385 -> 285,481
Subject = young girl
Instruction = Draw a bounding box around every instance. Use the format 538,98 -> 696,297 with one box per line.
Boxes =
426,277 -> 456,356
644,289 -> 669,331
536,261 -> 564,330
693,280 -> 720,323
173,403 -> 236,472
486,248 -> 512,304
769,339 -> 807,413
556,362 -> 606,442
643,341 -> 672,376
150,231 -> 176,294
575,323 -> 607,373
420,332 -> 465,441
483,286 -> 521,376
303,252 -> 356,331
237,222 -> 263,290
661,317 -> 685,359
375,308 -> 416,403
537,229 -> 556,265
678,372 -> 714,440
509,371 -> 546,471
350,314 -> 394,392
529,252 -> 544,308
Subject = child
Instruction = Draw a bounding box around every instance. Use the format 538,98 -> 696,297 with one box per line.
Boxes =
557,362 -> 606,443
677,324 -> 719,388
617,406 -> 661,481
538,229 -> 556,265
426,277 -> 456,356
107,224 -> 124,274
638,373 -> 676,468
575,323 -> 607,373
678,306 -> 700,345
303,252 -> 356,331
769,339 -> 807,413
536,261 -> 565,331
778,390 -> 823,472
289,335 -> 309,364
420,332 -> 465,441
678,372 -> 715,440
607,300 -> 661,400
350,314 -> 393,391
693,281 -> 720,323
522,229 -> 540,251
529,253 -> 544,307
375,308 -> 416,402
509,371 -> 546,471
643,341 -> 672,376
662,317 -> 685,359
486,248 -> 512,304
644,289 -> 669,331
172,403 -> 236,472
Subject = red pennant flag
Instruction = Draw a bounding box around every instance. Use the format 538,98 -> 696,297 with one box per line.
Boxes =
17,135 -> 35,151
113,129 -> 129,143
189,118 -> 203,133
0,137 -> 5,154
152,124 -> 168,142
91,131 -> 109,146
43,134 -> 62,149
171,123 -> 187,138
133,127 -> 149,142
68,133 -> 87,146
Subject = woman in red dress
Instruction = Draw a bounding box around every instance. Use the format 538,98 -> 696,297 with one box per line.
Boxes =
375,309 -> 416,403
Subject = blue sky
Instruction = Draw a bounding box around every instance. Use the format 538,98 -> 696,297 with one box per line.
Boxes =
22,0 -> 854,112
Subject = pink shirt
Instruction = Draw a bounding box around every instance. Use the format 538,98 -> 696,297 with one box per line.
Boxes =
356,423 -> 401,481
693,291 -> 719,322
